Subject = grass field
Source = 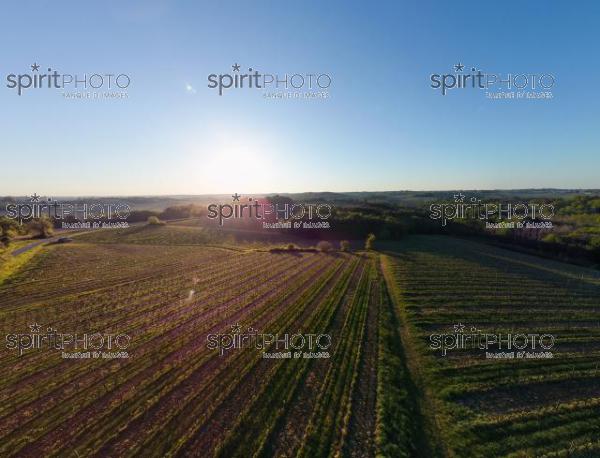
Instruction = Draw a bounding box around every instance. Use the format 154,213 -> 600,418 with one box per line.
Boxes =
1,227 -> 599,457
381,236 -> 600,458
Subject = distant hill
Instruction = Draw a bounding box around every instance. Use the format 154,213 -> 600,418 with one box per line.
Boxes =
2,189 -> 598,213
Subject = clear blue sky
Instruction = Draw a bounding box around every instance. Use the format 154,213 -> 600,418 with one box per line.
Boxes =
1,0 -> 599,195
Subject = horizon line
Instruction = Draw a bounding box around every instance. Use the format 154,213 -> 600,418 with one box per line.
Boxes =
1,187 -> 599,199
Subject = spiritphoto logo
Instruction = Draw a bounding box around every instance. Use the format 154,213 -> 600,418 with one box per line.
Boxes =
430,62 -> 555,99
207,193 -> 332,228
429,193 -> 554,227
5,62 -> 131,99
5,323 -> 131,359
5,193 -> 131,226
207,62 -> 331,99
206,323 -> 331,359
429,323 -> 555,359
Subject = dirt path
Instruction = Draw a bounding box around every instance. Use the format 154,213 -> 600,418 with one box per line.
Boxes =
11,238 -> 56,256
11,229 -> 86,256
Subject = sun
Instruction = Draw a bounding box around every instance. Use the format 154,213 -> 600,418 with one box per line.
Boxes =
199,130 -> 275,194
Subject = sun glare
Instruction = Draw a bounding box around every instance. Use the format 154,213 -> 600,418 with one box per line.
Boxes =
196,129 -> 275,194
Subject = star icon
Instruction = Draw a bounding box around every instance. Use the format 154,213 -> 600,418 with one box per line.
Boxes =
453,323 -> 466,333
231,323 -> 242,334
30,193 -> 40,202
454,63 -> 464,72
453,192 -> 465,203
29,323 -> 42,333
232,63 -> 241,72
232,193 -> 241,201
31,62 -> 40,72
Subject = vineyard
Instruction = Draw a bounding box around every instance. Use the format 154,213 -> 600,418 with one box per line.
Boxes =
381,236 -> 600,457
0,237 -> 399,457
0,231 -> 599,457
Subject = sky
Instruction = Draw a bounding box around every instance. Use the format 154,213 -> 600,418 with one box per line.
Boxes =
0,0 -> 599,195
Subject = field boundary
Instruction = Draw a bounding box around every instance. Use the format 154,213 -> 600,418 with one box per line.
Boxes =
379,254 -> 448,458
0,243 -> 48,287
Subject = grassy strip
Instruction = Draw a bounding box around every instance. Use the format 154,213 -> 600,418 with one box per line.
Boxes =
374,266 -> 430,458
0,241 -> 46,286
380,254 -> 446,457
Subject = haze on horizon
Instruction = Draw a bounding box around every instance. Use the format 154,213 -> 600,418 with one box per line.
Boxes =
3,188 -> 599,201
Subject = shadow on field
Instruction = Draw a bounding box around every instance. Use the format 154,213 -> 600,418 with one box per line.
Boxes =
453,376 -> 600,414
380,235 -> 600,294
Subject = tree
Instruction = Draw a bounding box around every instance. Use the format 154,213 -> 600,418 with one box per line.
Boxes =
542,233 -> 561,244
339,240 -> 350,252
0,216 -> 22,237
27,217 -> 54,238
316,240 -> 333,252
147,216 -> 164,226
159,204 -> 204,220
588,236 -> 600,250
0,226 -> 9,247
365,233 -> 376,250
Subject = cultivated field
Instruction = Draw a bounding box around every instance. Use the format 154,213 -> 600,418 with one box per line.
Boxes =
0,232 -> 393,457
381,236 -> 600,457
1,228 -> 599,457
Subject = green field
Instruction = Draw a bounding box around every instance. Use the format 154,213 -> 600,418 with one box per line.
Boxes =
0,227 -> 599,457
381,236 -> 600,457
